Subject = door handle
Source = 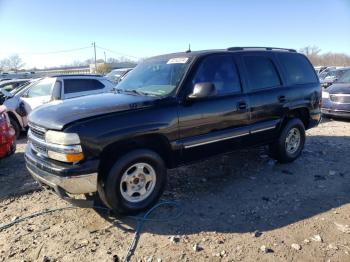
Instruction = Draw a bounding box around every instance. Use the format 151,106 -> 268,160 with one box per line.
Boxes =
238,101 -> 247,110
278,95 -> 287,103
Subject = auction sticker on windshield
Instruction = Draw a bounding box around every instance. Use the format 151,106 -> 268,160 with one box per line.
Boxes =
167,57 -> 189,64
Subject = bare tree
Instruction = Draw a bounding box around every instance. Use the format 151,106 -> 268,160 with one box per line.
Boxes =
0,59 -> 7,71
6,54 -> 25,72
299,46 -> 322,65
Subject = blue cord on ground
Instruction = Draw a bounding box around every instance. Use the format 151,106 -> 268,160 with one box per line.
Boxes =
0,201 -> 183,262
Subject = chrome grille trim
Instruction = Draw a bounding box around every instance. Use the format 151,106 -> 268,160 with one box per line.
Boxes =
28,123 -> 47,133
330,94 -> 350,104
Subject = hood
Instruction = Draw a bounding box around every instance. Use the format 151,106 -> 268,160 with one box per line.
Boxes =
328,83 -> 350,94
29,92 -> 157,130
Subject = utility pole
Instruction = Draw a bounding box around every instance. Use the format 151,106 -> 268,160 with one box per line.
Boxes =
92,42 -> 97,73
104,51 -> 107,63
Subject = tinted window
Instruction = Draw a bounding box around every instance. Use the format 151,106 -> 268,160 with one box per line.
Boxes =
64,79 -> 104,94
243,56 -> 281,90
278,53 -> 318,84
338,70 -> 350,83
26,78 -> 55,98
192,55 -> 241,95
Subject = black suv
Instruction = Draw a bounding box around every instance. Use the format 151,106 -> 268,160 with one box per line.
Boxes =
25,47 -> 321,214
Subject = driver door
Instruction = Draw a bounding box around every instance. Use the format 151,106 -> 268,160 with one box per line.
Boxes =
177,54 -> 251,162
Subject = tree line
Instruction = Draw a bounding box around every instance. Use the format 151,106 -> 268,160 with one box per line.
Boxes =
299,46 -> 350,66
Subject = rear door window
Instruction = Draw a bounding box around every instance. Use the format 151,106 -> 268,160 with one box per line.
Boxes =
64,79 -> 105,94
243,56 -> 281,90
278,53 -> 318,84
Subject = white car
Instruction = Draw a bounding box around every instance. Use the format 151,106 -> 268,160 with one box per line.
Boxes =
3,74 -> 115,137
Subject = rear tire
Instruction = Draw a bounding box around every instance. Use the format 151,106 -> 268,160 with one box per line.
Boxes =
98,149 -> 167,215
269,118 -> 305,163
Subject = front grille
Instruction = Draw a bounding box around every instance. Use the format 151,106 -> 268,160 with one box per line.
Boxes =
28,123 -> 46,140
31,141 -> 47,155
28,123 -> 47,156
330,94 -> 350,104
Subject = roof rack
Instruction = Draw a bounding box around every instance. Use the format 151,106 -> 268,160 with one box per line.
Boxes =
227,47 -> 297,52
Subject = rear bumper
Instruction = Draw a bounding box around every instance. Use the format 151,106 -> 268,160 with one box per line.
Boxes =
25,143 -> 99,194
0,129 -> 16,158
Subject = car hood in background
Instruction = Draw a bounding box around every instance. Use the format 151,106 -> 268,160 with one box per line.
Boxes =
328,83 -> 350,94
28,92 -> 158,130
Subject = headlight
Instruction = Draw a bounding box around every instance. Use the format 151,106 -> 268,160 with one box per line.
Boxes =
45,130 -> 80,145
322,91 -> 330,99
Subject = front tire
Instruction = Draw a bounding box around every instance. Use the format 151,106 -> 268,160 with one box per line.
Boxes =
9,117 -> 21,139
98,149 -> 167,215
269,118 -> 305,163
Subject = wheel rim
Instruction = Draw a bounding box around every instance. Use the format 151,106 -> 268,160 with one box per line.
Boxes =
120,162 -> 156,203
285,127 -> 301,155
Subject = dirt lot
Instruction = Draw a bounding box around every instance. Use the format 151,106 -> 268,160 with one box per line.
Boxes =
0,118 -> 350,262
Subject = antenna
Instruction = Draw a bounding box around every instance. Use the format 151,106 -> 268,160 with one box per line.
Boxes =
186,43 -> 191,53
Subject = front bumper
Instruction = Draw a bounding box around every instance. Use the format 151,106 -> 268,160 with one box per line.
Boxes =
321,108 -> 350,118
321,97 -> 350,119
25,143 -> 99,194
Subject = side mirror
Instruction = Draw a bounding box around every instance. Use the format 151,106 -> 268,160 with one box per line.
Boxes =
188,82 -> 216,100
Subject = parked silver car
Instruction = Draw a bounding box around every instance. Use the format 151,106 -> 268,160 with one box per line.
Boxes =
3,74 -> 115,137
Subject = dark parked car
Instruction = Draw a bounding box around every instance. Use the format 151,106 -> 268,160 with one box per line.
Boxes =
25,47 -> 321,214
322,70 -> 350,118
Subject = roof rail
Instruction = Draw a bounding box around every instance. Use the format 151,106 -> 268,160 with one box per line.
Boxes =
227,47 -> 297,52
50,74 -> 103,77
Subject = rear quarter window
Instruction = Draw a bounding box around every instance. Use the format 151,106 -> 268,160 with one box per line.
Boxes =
278,53 -> 318,84
243,56 -> 281,91
64,79 -> 105,94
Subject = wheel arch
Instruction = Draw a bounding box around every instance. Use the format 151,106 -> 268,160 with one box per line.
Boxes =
98,134 -> 174,180
282,107 -> 310,129
7,111 -> 24,130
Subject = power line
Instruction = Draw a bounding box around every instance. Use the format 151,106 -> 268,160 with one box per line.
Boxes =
17,46 -> 92,55
96,45 -> 139,59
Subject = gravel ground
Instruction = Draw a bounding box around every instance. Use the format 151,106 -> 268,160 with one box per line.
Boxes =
0,118 -> 350,262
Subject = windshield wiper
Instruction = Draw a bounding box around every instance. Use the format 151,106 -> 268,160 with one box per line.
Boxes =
114,88 -> 154,96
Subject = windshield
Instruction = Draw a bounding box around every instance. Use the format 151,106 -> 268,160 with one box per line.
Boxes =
117,58 -> 191,96
10,82 -> 31,95
106,69 -> 129,83
10,79 -> 40,95
337,70 -> 350,83
106,70 -> 123,78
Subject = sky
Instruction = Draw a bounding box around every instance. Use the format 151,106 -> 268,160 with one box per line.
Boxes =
0,0 -> 349,69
